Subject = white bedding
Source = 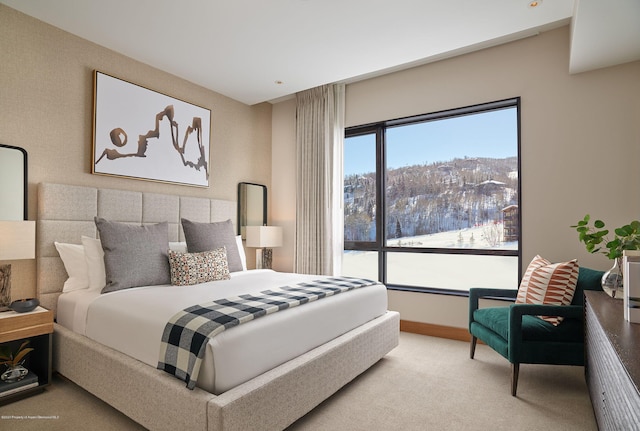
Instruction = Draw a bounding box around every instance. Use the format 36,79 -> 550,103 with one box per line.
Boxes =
57,269 -> 388,394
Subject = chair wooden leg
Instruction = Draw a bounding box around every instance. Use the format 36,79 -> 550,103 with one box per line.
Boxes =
511,363 -> 519,396
470,336 -> 477,359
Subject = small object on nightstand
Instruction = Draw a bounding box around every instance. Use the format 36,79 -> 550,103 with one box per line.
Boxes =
0,339 -> 33,383
0,220 -> 36,312
0,370 -> 38,398
10,298 -> 40,313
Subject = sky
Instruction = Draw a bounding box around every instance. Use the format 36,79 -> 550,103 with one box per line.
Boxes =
344,107 -> 518,176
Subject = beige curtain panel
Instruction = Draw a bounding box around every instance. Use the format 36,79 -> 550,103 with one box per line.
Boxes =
295,84 -> 345,275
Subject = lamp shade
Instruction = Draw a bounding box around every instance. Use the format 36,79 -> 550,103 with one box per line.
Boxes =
245,226 -> 283,248
0,220 -> 36,260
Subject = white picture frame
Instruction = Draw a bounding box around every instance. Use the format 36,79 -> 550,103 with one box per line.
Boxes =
92,71 -> 211,187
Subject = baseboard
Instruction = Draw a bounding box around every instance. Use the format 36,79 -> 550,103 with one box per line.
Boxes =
400,319 -> 472,342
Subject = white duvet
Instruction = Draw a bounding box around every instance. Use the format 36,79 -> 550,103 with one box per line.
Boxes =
57,270 -> 388,394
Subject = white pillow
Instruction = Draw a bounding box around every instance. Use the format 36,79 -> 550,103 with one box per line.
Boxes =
54,242 -> 89,292
169,241 -> 188,253
81,236 -> 106,291
236,235 -> 247,271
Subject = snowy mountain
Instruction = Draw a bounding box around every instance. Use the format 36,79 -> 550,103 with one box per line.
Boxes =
344,156 -> 518,246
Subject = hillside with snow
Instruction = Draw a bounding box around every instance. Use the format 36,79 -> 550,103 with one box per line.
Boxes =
344,156 -> 518,246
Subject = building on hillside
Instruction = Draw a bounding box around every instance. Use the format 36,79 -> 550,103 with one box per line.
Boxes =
502,205 -> 519,242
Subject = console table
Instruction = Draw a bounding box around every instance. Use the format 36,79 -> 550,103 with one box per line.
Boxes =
584,291 -> 640,430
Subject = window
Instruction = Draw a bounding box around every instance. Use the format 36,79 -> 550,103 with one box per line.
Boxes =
342,98 -> 521,294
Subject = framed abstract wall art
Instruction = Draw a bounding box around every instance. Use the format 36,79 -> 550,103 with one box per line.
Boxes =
92,71 -> 211,187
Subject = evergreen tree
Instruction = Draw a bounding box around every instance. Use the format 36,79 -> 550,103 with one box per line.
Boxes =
395,218 -> 402,239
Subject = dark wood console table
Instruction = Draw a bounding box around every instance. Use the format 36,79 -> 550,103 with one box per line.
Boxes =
584,291 -> 640,430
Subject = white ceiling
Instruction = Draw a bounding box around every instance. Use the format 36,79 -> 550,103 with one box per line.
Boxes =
2,0 -> 639,105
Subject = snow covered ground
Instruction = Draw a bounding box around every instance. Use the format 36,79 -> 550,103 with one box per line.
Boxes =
343,224 -> 519,291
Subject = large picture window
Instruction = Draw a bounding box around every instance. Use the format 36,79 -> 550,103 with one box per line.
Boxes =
342,98 -> 521,293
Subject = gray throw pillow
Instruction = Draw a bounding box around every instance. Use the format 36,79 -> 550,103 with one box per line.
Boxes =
95,217 -> 171,293
181,218 -> 243,272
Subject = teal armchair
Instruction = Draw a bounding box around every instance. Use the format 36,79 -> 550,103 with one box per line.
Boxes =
468,267 -> 604,396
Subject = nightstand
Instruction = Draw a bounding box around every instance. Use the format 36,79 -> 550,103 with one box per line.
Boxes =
0,306 -> 53,404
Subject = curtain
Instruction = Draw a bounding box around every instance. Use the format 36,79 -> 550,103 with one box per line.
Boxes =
294,84 -> 345,275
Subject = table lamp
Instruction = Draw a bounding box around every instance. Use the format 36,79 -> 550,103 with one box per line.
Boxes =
0,221 -> 36,311
245,226 -> 283,269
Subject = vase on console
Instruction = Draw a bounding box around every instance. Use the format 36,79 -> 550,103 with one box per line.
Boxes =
601,257 -> 623,299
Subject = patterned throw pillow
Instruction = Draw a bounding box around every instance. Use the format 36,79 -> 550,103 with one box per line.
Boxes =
515,255 -> 579,326
168,247 -> 230,286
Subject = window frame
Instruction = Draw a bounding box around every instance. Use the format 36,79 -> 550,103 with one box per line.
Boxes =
344,98 -> 522,296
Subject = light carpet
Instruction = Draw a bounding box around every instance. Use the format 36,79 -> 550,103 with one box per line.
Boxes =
0,332 -> 596,430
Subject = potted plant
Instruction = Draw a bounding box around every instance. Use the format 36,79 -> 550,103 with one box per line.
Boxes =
0,340 -> 33,383
571,215 -> 640,298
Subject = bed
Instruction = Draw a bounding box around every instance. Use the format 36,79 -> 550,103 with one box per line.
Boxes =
36,182 -> 400,431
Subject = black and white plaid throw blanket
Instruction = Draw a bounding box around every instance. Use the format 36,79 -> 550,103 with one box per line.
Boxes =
157,276 -> 378,389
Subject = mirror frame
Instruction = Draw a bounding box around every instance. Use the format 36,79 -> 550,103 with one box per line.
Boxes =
237,182 -> 267,238
0,144 -> 28,220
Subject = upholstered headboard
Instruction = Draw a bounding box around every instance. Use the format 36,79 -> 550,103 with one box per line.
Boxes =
36,182 -> 236,315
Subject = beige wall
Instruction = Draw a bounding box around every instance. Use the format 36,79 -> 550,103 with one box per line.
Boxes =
272,25 -> 640,328
0,5 -> 272,300
271,98 -> 297,271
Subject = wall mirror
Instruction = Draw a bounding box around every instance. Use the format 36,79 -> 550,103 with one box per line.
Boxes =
238,182 -> 266,239
0,144 -> 28,220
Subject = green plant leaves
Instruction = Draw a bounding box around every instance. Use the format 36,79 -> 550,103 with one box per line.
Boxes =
571,216 -> 640,259
616,226 -> 631,236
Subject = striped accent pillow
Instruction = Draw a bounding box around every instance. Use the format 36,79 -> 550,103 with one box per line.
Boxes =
515,255 -> 579,326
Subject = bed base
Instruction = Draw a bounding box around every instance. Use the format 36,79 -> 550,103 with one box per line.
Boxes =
53,310 -> 399,431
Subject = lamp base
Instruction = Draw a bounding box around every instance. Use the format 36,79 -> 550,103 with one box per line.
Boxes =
0,264 -> 11,310
263,248 -> 273,269
255,248 -> 273,269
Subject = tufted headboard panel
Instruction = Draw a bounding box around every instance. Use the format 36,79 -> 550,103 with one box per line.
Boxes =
36,182 -> 236,315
